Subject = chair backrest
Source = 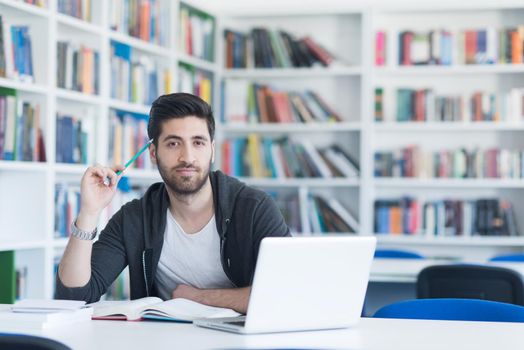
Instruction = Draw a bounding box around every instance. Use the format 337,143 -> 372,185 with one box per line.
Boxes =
0,334 -> 71,350
490,254 -> 524,262
374,249 -> 424,259
373,298 -> 524,322
417,264 -> 524,306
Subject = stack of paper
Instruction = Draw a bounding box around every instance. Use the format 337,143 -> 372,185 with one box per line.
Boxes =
0,299 -> 93,330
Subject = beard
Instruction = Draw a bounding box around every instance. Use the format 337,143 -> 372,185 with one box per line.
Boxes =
157,156 -> 212,196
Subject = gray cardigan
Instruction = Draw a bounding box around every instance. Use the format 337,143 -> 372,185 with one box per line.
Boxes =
55,170 -> 291,303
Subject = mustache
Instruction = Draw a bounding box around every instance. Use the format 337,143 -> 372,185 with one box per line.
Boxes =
174,163 -> 199,170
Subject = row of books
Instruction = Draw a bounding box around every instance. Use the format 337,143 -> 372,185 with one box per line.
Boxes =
57,0 -> 91,22
178,63 -> 212,105
109,0 -> 169,46
55,113 -> 93,164
110,41 -> 170,105
0,88 -> 46,161
19,0 -> 46,7
224,28 -> 336,69
307,194 -> 359,234
374,146 -> 524,179
0,17 -> 34,82
374,87 -> 524,123
179,4 -> 215,62
108,109 -> 153,171
223,80 -> 342,124
57,42 -> 99,95
221,135 -> 359,179
379,27 -> 524,66
374,197 -> 519,237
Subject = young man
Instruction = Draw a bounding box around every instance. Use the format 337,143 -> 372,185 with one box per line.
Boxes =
56,93 -> 291,314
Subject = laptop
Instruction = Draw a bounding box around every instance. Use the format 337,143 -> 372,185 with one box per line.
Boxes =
194,235 -> 376,334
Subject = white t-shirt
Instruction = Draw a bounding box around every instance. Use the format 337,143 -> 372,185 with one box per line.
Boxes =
155,210 -> 234,300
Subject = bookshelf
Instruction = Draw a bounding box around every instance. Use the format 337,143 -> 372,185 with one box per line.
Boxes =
0,0 -> 219,299
1,0 -> 524,300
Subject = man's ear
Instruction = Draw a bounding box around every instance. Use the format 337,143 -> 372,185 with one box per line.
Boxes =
211,140 -> 215,163
149,143 -> 157,165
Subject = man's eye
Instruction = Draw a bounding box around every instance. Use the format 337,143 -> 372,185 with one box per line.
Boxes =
168,142 -> 178,147
195,141 -> 204,146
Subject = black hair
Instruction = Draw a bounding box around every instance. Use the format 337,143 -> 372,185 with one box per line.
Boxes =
148,93 -> 215,145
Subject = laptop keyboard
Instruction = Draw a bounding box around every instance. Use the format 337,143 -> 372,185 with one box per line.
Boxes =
225,320 -> 246,327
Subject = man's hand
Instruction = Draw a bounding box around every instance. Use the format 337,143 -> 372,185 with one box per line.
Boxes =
172,285 -> 251,314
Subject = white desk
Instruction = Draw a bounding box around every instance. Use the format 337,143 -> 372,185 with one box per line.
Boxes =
6,317 -> 523,350
370,259 -> 524,283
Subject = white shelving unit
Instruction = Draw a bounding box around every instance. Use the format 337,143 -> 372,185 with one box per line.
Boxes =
0,0 -> 220,299
370,2 -> 524,261
2,0 -> 524,299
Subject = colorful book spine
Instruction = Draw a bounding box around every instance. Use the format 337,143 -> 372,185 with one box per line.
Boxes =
178,63 -> 212,105
179,4 -> 215,62
109,0 -> 168,46
224,27 -> 337,69
376,87 -> 524,123
223,82 -> 342,124
110,41 -> 169,105
108,109 -> 152,171
222,136 -> 359,179
375,146 -> 524,179
375,197 -> 518,237
57,0 -> 92,21
57,42 -> 99,95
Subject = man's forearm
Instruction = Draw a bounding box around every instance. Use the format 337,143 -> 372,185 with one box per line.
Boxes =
57,211 -> 98,287
174,286 -> 252,314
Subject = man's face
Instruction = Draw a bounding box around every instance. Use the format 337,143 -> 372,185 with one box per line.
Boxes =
150,116 -> 214,196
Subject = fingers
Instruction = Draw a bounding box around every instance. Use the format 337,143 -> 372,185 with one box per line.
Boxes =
87,164 -> 120,187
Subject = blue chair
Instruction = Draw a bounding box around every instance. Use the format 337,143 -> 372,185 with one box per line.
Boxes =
373,298 -> 524,322
0,333 -> 71,350
490,254 -> 524,262
374,249 -> 424,259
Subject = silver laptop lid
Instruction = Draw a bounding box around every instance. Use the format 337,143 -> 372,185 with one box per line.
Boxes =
243,236 -> 376,333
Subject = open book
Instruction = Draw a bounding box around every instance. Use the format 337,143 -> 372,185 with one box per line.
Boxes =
91,297 -> 241,322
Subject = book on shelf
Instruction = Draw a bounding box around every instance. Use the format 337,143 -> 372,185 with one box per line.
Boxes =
0,87 -> 46,162
109,0 -> 169,46
108,109 -> 153,171
57,0 -> 92,22
0,17 -> 34,82
54,183 -> 80,238
374,197 -> 519,237
17,0 -> 47,7
223,80 -> 342,124
222,136 -> 359,179
375,31 -> 386,66
91,297 -> 240,322
387,26 -> 524,66
224,27 -> 340,69
179,3 -> 215,62
307,194 -> 358,234
110,41 -> 171,105
374,146 -> 524,179
0,251 -> 15,304
57,41 -> 99,95
375,87 -> 524,123
56,112 -> 94,164
178,62 -> 212,104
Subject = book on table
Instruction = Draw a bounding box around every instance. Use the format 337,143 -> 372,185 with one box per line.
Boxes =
0,299 -> 93,330
90,297 -> 241,322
